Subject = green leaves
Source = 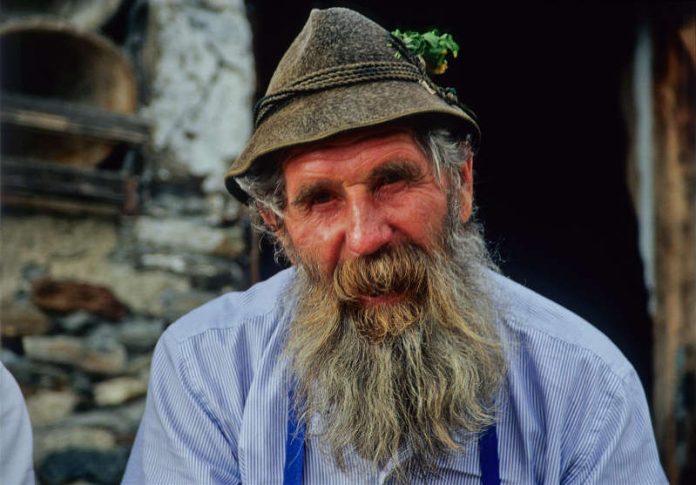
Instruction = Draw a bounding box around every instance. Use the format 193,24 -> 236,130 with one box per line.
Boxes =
391,29 -> 460,75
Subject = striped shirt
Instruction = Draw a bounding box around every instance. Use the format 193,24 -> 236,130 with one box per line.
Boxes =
122,268 -> 667,484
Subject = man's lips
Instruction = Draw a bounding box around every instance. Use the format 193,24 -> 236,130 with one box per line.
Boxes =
357,292 -> 403,307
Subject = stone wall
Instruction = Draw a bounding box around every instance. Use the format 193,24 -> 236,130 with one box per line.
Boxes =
0,1 -> 255,483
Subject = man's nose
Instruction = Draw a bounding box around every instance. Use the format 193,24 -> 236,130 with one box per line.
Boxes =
344,194 -> 394,257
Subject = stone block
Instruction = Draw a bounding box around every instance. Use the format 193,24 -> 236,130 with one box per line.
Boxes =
32,278 -> 128,320
94,377 -> 148,406
38,447 -> 128,484
0,299 -> 52,337
117,319 -> 163,353
2,351 -> 72,389
62,399 -> 145,436
160,288 -> 218,323
26,389 -> 79,427
23,335 -> 127,375
143,0 -> 254,193
134,216 -> 245,258
34,426 -> 116,463
125,354 -> 152,375
58,311 -> 99,335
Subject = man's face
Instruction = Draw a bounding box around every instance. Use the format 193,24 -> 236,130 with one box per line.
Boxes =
277,128 -> 474,285
277,128 -> 504,475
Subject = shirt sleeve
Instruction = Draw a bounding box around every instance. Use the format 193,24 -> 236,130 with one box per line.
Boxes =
565,369 -> 668,484
122,332 -> 241,484
0,363 -> 36,485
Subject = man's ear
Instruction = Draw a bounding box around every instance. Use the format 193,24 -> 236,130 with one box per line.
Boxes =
259,209 -> 279,232
259,209 -> 297,264
459,156 -> 474,223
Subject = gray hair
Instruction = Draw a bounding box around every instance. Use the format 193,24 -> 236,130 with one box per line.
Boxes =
236,128 -> 474,253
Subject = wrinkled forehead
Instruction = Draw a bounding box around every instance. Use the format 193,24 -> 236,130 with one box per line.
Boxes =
280,124 -> 422,169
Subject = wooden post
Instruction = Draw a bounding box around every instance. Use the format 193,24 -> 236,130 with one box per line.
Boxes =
651,11 -> 696,484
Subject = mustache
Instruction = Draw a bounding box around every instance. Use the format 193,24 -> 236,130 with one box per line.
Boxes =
332,244 -> 431,303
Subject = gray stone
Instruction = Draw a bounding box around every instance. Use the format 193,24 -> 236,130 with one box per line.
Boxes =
117,319 -> 163,353
26,389 -> 79,427
21,262 -> 49,282
126,354 -> 152,375
146,193 -> 208,218
34,426 -> 116,463
119,398 -> 147,427
2,353 -> 73,388
139,253 -> 188,274
85,324 -> 120,344
62,410 -> 132,435
138,251 -> 246,290
62,399 -> 146,436
160,288 -> 218,323
58,311 -> 99,335
134,216 -> 245,258
1,299 -> 52,337
23,335 -> 127,375
38,447 -> 129,485
94,376 -> 148,406
206,192 -> 242,225
143,0 -> 255,193
188,259 -> 247,291
70,370 -> 95,396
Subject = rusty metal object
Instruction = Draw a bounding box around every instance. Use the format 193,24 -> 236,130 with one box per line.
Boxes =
0,19 -> 138,167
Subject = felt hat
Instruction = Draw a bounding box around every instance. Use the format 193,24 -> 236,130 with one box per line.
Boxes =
224,7 -> 480,203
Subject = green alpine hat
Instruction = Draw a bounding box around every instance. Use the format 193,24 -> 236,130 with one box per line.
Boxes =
224,7 -> 480,203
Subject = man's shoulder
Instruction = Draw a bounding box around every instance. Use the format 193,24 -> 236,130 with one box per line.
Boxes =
162,267 -> 297,345
489,271 -> 634,379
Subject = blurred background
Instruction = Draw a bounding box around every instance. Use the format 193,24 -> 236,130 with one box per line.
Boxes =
0,1 -> 693,483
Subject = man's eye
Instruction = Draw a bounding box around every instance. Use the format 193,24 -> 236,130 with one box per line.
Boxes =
380,174 -> 401,185
376,173 -> 408,190
310,192 -> 334,206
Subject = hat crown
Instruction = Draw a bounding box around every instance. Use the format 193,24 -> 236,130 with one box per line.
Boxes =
267,8 -> 396,95
225,7 -> 481,204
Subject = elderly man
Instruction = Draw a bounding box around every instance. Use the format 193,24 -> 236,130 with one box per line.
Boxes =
123,8 -> 666,484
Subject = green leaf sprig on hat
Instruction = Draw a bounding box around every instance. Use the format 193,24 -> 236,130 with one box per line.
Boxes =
391,29 -> 460,75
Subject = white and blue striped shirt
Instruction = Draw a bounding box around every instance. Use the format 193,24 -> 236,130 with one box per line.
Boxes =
122,269 -> 667,484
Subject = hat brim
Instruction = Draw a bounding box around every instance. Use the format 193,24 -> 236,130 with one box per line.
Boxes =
225,79 -> 480,203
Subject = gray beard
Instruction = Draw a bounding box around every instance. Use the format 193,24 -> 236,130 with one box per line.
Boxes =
284,220 -> 506,481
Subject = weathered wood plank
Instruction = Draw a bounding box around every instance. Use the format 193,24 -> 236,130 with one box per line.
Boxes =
0,92 -> 150,144
651,13 -> 696,485
1,156 -> 140,213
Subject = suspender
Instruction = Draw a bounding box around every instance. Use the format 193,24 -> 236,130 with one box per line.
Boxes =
478,424 -> 501,485
283,389 -> 501,485
284,387 -> 306,485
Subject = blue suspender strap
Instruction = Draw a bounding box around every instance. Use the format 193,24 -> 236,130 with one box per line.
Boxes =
283,387 -> 305,485
478,424 -> 501,485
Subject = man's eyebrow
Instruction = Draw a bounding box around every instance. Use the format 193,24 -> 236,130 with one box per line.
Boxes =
290,180 -> 340,207
368,160 -> 425,186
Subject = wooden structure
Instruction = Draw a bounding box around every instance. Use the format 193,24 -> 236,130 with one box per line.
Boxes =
0,19 -> 149,215
627,8 -> 695,483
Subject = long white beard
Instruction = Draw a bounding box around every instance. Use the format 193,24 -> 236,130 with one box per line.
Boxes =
284,221 -> 506,480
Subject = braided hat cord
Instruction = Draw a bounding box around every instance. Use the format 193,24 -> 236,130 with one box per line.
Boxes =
254,61 -> 425,127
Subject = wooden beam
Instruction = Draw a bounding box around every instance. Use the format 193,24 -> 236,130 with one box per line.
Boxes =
1,156 -> 140,214
651,13 -> 696,484
0,92 -> 150,144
